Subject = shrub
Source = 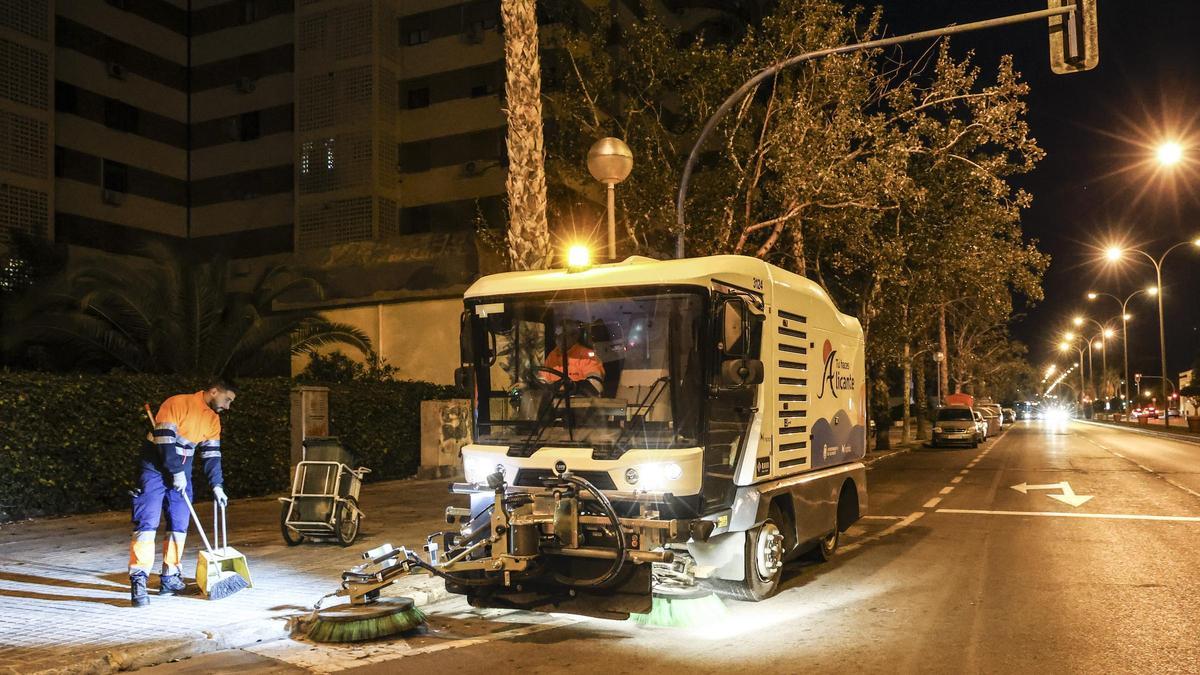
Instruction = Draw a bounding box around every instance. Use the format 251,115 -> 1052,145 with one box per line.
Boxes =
0,372 -> 455,521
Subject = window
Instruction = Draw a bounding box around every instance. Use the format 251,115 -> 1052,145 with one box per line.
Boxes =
406,87 -> 430,109
406,28 -> 430,46
103,98 -> 138,133
469,83 -> 494,98
53,146 -> 65,178
102,159 -> 128,193
239,111 -> 260,141
55,81 -> 78,113
402,205 -> 432,234
241,0 -> 257,24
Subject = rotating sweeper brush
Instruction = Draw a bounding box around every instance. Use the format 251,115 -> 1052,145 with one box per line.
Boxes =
304,543 -> 427,643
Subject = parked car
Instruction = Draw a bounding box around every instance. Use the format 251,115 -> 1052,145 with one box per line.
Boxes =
974,411 -> 989,441
1002,407 -> 1016,424
932,406 -> 981,448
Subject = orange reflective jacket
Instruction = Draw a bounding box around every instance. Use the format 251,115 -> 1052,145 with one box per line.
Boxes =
543,344 -> 605,383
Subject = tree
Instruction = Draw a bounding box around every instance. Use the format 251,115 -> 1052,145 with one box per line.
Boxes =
546,0 -> 1046,433
2,243 -> 371,376
501,0 -> 552,270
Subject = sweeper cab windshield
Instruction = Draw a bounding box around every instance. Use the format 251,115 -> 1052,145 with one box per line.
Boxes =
464,287 -> 705,456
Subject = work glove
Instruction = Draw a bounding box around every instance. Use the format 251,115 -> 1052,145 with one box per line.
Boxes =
213,485 -> 228,508
171,471 -> 187,494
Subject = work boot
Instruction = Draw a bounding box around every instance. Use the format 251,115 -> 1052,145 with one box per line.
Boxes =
130,572 -> 149,607
158,573 -> 187,596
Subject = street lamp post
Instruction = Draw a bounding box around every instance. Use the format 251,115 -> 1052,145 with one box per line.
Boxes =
1059,337 -> 1087,415
933,351 -> 945,407
587,137 -> 634,260
1105,240 -> 1200,425
1073,315 -> 1115,406
1087,288 -> 1152,407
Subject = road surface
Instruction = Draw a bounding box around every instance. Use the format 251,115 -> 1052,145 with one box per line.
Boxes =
156,420 -> 1200,674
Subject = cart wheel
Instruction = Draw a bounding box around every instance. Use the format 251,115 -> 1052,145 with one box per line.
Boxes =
280,503 -> 304,546
335,499 -> 360,547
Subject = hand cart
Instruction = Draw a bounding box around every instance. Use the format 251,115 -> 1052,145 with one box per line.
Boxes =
279,437 -> 370,547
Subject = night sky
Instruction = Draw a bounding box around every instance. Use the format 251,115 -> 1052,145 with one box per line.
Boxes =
878,1 -> 1200,382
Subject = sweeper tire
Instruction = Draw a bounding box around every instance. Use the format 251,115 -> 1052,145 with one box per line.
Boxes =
708,504 -> 787,602
334,498 -> 360,547
280,504 -> 304,546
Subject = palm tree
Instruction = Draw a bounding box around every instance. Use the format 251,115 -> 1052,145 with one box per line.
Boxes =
3,243 -> 370,376
501,0 -> 552,270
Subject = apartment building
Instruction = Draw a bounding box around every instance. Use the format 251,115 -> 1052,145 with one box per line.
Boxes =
0,0 -> 524,259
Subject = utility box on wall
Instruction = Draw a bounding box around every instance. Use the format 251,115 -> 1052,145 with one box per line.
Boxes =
419,399 -> 471,479
290,386 -> 330,467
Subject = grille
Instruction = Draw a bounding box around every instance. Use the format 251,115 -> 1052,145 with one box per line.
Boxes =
512,469 -> 616,491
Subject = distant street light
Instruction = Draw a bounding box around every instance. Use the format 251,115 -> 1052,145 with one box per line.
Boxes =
1156,141 -> 1184,167
1058,338 -> 1087,412
1103,239 -> 1200,425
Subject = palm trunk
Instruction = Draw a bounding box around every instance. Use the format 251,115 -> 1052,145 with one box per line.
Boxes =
501,0 -> 551,271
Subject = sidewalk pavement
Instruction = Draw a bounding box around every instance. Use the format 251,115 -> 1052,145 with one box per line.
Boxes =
0,478 -> 469,675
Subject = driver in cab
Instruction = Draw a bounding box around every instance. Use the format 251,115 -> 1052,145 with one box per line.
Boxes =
540,321 -> 605,395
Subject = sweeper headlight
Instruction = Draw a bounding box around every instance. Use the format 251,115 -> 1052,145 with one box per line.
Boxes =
623,462 -> 683,490
464,456 -> 505,484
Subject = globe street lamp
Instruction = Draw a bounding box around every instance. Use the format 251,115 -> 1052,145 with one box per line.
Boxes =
587,137 -> 634,260
1104,240 -> 1200,425
1087,287 -> 1154,407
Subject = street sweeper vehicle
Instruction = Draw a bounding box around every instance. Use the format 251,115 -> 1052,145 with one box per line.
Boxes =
313,252 -> 868,631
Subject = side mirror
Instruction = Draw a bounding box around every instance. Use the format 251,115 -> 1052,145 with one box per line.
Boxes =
720,358 -> 764,388
454,365 -> 474,397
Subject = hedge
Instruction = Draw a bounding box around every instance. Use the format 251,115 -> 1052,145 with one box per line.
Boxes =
0,372 -> 455,521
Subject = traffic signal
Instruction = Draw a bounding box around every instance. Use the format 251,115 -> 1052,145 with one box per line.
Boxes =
1048,0 -> 1098,74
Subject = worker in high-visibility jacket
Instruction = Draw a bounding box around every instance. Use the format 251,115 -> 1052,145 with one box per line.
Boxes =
539,322 -> 605,395
129,380 -> 237,607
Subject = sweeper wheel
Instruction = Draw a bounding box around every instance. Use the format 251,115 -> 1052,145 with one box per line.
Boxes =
306,597 -> 425,643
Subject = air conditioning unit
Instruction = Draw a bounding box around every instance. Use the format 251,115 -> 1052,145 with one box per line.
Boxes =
105,62 -> 127,80
463,25 -> 484,44
462,161 -> 481,176
101,189 -> 125,205
235,77 -> 257,93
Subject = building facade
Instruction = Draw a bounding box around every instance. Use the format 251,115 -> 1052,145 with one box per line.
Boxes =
0,0 -> 522,259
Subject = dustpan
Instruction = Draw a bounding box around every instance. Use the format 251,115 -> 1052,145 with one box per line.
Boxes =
195,500 -> 253,596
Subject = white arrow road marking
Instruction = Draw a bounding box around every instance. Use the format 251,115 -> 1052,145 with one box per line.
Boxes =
1010,481 -> 1093,507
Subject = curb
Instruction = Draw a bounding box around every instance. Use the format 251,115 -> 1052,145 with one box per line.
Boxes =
36,576 -> 454,675
1075,418 -> 1200,447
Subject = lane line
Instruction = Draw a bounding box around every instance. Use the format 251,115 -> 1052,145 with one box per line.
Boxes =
860,515 -> 905,520
1163,478 -> 1200,500
950,476 -> 963,484
959,469 -> 970,475
841,511 -> 925,553
937,508 -> 1200,523
923,497 -> 942,509
939,486 -> 954,495
1080,426 -> 1200,501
